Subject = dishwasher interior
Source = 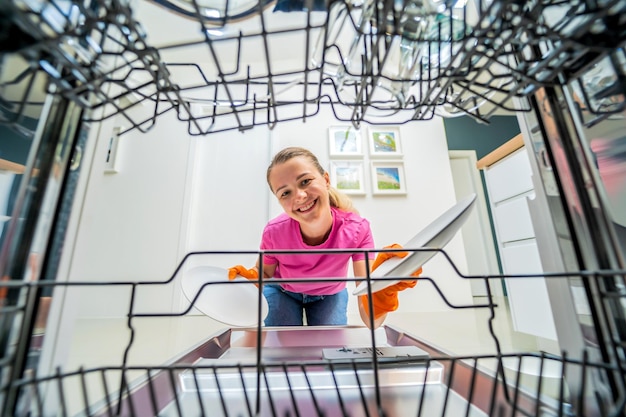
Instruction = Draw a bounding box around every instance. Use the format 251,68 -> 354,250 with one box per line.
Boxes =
1,0 -> 626,416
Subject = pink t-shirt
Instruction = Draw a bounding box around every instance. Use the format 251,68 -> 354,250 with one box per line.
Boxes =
260,207 -> 375,295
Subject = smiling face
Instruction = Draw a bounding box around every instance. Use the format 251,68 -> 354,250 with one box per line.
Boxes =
268,155 -> 332,230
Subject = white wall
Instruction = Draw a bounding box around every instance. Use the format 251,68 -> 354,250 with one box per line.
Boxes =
61,111 -> 195,318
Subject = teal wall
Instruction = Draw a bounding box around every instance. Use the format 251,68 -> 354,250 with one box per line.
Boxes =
0,126 -> 33,165
443,115 -> 521,158
0,115 -> 38,165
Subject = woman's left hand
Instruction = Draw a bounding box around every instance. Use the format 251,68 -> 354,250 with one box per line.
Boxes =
360,244 -> 422,320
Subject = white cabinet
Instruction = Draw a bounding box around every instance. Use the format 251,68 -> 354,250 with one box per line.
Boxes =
493,198 -> 536,242
479,136 -> 558,340
0,171 -> 15,238
484,148 -> 534,202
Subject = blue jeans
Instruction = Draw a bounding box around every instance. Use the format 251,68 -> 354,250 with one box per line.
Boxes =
262,285 -> 348,326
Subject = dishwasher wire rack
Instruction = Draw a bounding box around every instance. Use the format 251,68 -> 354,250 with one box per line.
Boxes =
12,350 -> 626,416
2,248 -> 626,416
1,0 -> 625,134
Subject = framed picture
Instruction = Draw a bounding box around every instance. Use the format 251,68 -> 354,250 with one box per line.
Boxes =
330,161 -> 366,195
328,126 -> 363,157
368,126 -> 402,157
371,161 -> 406,195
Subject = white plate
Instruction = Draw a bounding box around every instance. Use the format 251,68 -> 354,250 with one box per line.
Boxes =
181,266 -> 268,327
353,193 -> 477,296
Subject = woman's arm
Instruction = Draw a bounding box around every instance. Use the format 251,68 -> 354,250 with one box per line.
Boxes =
254,261 -> 276,280
353,259 -> 387,329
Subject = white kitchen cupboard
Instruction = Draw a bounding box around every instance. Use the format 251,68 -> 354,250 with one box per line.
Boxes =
478,135 -> 558,341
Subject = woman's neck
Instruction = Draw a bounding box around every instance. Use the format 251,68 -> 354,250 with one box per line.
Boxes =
300,209 -> 333,246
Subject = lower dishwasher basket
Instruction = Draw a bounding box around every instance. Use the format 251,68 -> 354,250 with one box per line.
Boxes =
14,325 -> 625,417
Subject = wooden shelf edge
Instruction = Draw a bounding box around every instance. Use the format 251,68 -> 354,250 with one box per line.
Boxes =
0,158 -> 26,174
476,133 -> 524,170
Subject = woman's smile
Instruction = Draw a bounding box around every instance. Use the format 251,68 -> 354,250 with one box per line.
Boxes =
297,198 -> 317,213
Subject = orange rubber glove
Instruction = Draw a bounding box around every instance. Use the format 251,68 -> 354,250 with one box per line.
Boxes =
360,244 -> 422,320
228,265 -> 259,281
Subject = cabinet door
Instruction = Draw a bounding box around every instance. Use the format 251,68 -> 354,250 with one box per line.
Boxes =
502,242 -> 557,340
493,195 -> 536,243
484,149 -> 534,203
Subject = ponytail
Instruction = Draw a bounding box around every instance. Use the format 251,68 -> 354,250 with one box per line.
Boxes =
329,187 -> 359,214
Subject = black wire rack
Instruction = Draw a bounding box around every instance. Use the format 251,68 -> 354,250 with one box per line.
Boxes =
1,0 -> 624,135
1,247 -> 626,416
13,353 -> 626,416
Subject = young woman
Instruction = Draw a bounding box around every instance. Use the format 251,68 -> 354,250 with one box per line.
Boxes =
229,146 -> 416,328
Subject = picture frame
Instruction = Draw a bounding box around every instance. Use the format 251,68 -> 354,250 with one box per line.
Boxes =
330,161 -> 366,195
328,126 -> 363,157
367,126 -> 402,157
371,161 -> 407,195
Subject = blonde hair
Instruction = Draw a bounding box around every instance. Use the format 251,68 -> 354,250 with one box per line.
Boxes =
267,147 -> 358,214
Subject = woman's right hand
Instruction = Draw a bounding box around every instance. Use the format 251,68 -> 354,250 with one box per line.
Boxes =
228,265 -> 259,281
